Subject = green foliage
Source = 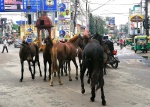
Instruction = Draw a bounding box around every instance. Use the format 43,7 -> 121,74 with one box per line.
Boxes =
12,24 -> 20,33
89,13 -> 108,35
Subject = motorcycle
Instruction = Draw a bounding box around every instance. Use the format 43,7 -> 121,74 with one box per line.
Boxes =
107,50 -> 120,68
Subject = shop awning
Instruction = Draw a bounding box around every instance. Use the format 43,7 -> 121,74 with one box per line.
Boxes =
129,14 -> 144,22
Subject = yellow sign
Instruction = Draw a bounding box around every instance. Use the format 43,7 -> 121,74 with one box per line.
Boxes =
129,14 -> 144,22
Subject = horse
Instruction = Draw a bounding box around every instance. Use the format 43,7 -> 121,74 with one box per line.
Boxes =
80,39 -> 106,105
50,34 -> 83,86
19,42 -> 42,82
92,33 -> 110,74
43,36 -> 53,81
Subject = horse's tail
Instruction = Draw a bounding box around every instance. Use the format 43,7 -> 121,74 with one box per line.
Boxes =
96,56 -> 104,91
51,47 -> 58,71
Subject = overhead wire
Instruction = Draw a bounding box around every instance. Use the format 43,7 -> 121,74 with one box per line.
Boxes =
90,0 -> 115,12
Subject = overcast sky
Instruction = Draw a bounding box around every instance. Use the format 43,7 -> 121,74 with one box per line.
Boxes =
89,0 -> 141,25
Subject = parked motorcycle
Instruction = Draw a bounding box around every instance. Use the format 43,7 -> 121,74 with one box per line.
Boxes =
107,50 -> 120,68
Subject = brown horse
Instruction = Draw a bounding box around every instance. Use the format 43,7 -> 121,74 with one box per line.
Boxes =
50,34 -> 83,86
19,42 -> 42,82
43,36 -> 53,81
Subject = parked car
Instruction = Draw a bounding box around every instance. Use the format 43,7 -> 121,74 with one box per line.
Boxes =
14,39 -> 22,48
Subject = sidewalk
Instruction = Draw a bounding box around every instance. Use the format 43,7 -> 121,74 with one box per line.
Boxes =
114,44 -> 150,59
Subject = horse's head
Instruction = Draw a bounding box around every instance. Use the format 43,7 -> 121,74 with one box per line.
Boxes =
93,33 -> 103,45
102,42 -> 110,54
44,37 -> 53,48
20,43 -> 33,61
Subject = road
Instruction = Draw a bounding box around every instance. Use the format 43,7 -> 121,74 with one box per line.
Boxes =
0,44 -> 150,107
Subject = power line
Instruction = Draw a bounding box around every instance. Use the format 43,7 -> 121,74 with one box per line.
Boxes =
90,0 -> 115,12
90,3 -> 140,5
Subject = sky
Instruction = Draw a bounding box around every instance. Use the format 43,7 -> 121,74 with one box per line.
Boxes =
89,0 -> 141,26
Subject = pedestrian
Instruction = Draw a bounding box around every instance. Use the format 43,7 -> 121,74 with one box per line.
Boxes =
2,38 -> 8,53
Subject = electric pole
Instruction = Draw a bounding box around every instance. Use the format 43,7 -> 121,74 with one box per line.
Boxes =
144,0 -> 149,36
73,0 -> 77,35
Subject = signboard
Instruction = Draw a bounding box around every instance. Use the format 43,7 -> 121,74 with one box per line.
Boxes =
109,17 -> 115,25
0,0 -> 57,12
44,0 -> 57,11
58,0 -> 71,40
4,0 -> 23,11
23,0 -> 41,12
0,0 -> 4,11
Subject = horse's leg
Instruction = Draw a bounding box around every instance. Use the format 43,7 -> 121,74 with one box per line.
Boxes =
43,60 -> 47,81
50,64 -> 54,86
64,61 -> 68,76
27,61 -> 34,80
80,61 -> 86,94
87,61 -> 92,84
68,61 -> 72,81
91,85 -> 96,102
48,61 -> 51,80
20,60 -> 24,82
32,60 -> 36,79
37,59 -> 42,77
101,84 -> 106,106
72,58 -> 78,80
104,63 -> 107,75
61,61 -> 64,76
58,63 -> 63,85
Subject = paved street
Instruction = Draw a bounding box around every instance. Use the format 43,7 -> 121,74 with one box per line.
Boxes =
1,44 -> 150,107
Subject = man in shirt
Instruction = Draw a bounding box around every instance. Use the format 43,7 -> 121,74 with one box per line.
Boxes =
59,27 -> 66,38
59,0 -> 66,12
2,38 -> 8,53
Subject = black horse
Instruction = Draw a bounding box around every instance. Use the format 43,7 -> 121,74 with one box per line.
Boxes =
43,36 -> 53,81
80,39 -> 106,105
19,42 -> 42,82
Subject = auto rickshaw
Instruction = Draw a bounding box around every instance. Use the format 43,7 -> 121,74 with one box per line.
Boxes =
134,35 -> 149,53
125,38 -> 132,45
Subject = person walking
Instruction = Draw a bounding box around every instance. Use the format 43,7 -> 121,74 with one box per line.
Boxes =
2,38 -> 8,53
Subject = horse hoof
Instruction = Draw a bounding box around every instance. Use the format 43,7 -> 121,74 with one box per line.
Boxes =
50,84 -> 53,86
75,77 -> 78,80
19,79 -> 23,82
65,74 -> 68,76
32,74 -> 35,79
69,78 -> 72,81
40,74 -> 42,77
60,83 -> 63,85
43,78 -> 46,81
81,89 -> 85,94
90,97 -> 95,102
102,100 -> 106,106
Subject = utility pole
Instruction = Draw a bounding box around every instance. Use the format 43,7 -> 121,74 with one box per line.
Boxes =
144,0 -> 149,36
73,0 -> 77,35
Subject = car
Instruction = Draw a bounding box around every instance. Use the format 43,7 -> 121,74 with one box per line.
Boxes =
14,39 -> 22,48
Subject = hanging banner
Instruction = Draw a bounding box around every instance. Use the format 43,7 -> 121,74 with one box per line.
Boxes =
0,0 -> 57,12
58,0 -> 70,40
4,0 -> 23,11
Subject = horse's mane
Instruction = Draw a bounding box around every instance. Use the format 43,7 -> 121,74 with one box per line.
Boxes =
92,33 -> 103,45
68,34 -> 80,43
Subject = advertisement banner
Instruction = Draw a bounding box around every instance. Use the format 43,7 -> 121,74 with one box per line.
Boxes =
58,0 -> 70,40
0,0 -> 57,12
4,0 -> 23,11
0,0 -> 4,11
109,17 -> 115,25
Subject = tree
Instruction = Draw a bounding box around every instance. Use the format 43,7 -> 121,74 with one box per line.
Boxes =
89,13 -> 108,35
